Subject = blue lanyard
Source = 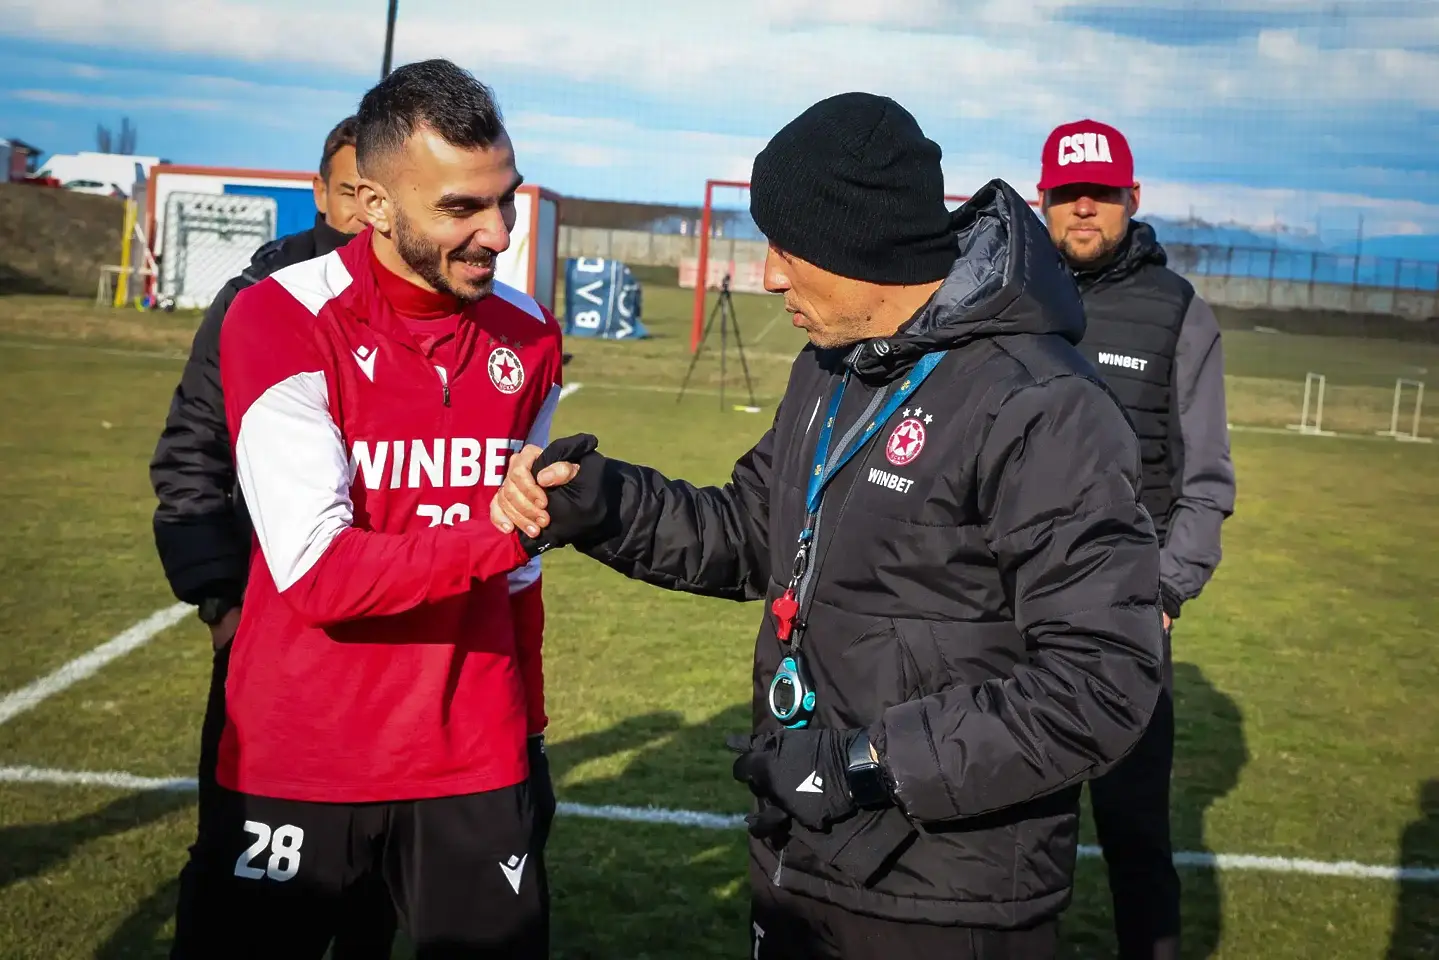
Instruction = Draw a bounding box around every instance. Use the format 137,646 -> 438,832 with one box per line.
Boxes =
804,350 -> 948,516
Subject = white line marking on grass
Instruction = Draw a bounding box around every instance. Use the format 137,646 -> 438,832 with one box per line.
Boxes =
0,339 -> 187,362
1,764 -> 1436,883
0,765 -> 197,792
0,603 -> 191,726
557,800 -> 744,831
558,382 -> 583,401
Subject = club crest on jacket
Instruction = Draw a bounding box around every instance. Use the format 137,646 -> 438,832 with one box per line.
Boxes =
885,412 -> 928,466
488,346 -> 525,395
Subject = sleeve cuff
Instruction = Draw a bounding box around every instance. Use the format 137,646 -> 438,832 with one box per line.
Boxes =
875,701 -> 955,823
1161,583 -> 1184,620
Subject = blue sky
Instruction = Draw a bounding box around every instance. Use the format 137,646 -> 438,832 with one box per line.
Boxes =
3,0 -> 1438,252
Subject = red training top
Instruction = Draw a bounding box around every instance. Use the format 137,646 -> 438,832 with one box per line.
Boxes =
218,227 -> 563,802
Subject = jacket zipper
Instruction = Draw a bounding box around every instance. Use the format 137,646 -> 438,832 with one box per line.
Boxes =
437,365 -> 450,407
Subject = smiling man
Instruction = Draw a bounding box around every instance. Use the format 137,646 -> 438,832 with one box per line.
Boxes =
167,60 -> 563,959
1039,118 -> 1237,960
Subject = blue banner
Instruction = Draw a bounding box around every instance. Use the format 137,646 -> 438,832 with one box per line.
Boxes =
564,257 -> 648,340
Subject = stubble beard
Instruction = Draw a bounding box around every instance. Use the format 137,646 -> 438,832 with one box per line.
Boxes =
393,208 -> 495,304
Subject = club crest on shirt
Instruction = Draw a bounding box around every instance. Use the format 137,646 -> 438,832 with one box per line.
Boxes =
886,414 -> 927,466
488,346 -> 524,395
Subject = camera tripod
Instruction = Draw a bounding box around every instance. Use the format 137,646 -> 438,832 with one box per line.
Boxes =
677,274 -> 759,412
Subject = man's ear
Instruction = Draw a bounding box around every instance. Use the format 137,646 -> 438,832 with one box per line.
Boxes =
1128,182 -> 1142,217
311,175 -> 327,217
357,178 -> 391,234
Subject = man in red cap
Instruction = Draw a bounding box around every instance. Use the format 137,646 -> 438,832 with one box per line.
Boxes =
1038,120 -> 1236,960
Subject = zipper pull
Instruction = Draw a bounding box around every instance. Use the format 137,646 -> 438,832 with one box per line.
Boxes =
443,383 -> 450,407
437,365 -> 451,407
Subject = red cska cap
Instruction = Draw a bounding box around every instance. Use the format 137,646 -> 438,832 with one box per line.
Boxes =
1037,119 -> 1135,192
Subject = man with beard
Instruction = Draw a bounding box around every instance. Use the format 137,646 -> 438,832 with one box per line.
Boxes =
1038,118 -> 1236,960
167,59 -> 562,959
493,94 -> 1164,959
152,115 -> 400,959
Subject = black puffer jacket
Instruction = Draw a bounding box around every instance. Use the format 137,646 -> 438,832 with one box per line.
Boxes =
150,214 -> 354,606
570,180 -> 1164,927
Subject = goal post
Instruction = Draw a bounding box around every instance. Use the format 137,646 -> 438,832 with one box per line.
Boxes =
687,179 -> 1040,352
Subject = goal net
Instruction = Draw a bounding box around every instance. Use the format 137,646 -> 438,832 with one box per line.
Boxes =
683,179 -> 1023,352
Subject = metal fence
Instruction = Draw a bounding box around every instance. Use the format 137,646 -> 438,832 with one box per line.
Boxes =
558,225 -> 1439,320
1169,244 -> 1439,319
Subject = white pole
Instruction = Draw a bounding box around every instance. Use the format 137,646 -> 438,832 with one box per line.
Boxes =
1413,382 -> 1424,440
1314,374 -> 1326,433
1301,373 -> 1314,431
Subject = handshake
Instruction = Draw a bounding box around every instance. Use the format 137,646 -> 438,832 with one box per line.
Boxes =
489,434 -> 615,555
489,435 -> 897,842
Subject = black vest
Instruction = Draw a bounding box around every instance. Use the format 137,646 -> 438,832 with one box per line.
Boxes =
1073,222 -> 1193,540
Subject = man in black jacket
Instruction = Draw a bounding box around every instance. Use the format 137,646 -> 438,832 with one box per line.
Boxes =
1038,119 -> 1237,960
492,94 -> 1165,959
150,116 -> 399,958
151,115 -> 364,641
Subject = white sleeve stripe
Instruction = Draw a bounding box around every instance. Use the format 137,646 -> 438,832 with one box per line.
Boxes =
492,280 -> 546,323
508,556 -> 542,594
235,370 -> 353,592
525,382 -> 562,448
507,382 -> 562,591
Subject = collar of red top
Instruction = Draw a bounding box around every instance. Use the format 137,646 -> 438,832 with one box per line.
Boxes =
366,233 -> 463,321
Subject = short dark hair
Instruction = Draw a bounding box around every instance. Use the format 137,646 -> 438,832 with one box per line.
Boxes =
355,59 -> 505,176
318,116 -> 358,182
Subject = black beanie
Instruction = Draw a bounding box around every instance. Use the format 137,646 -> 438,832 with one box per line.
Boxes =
749,92 -> 956,285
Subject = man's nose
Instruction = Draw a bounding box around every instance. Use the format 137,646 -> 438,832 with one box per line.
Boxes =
476,211 -> 512,254
762,249 -> 789,293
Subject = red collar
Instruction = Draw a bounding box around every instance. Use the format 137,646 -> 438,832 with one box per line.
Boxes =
367,237 -> 462,320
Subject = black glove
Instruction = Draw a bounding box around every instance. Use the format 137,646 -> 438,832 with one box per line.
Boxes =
528,734 -> 556,853
517,434 -> 615,556
729,728 -> 861,832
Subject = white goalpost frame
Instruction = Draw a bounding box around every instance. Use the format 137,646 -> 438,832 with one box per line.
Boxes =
1286,372 -> 1336,436
1375,378 -> 1432,443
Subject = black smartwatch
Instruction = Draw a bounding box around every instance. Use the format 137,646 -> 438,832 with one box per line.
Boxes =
844,731 -> 892,809
197,596 -> 239,626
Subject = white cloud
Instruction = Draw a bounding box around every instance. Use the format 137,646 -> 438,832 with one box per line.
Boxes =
5,0 -> 1437,117
6,88 -> 228,113
1139,179 -> 1439,238
4,0 -> 1436,234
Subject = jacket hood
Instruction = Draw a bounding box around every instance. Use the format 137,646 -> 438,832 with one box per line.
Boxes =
851,178 -> 1085,380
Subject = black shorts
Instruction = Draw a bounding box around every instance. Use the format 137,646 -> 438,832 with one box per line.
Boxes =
189,646 -> 397,959
171,776 -> 551,959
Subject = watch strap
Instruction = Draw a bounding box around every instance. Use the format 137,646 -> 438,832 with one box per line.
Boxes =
844,731 -> 892,809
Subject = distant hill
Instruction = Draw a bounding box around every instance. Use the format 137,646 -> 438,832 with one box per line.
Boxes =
1147,216 -> 1439,264
0,183 -> 124,297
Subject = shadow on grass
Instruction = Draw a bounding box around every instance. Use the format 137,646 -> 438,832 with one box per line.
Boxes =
543,703 -> 753,960
0,788 -> 194,895
1388,779 -> 1439,960
1062,660 -> 1248,959
0,788 -> 193,959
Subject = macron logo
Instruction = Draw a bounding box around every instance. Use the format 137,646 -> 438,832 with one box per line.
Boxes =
1057,131 -> 1114,167
1098,351 -> 1149,372
353,345 -> 377,381
796,771 -> 824,794
499,854 -> 527,894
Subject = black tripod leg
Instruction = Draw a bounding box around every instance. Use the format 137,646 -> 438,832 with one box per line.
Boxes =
720,289 -> 729,410
677,292 -> 723,404
725,290 -> 760,408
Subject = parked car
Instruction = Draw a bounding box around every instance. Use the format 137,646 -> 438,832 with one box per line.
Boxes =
62,179 -> 125,198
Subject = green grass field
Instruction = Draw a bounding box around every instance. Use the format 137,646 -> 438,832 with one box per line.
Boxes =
0,288 -> 1436,959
